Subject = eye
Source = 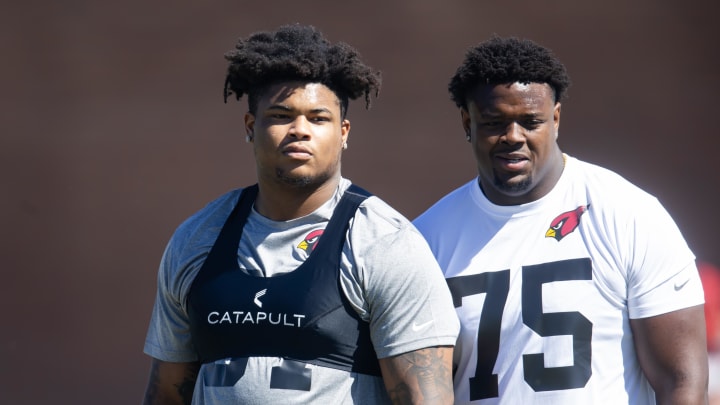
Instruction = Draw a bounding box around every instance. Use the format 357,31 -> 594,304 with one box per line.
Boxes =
482,121 -> 504,128
522,119 -> 543,130
310,116 -> 331,123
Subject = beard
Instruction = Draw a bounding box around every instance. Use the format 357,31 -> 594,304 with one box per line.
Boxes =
493,170 -> 532,195
274,166 -> 336,190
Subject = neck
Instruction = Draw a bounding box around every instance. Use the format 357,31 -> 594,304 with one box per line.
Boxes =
254,175 -> 341,221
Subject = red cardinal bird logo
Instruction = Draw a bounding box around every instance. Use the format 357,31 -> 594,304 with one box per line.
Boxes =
545,205 -> 589,241
298,229 -> 324,252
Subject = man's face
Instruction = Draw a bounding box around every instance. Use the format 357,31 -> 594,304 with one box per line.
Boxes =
462,82 -> 562,205
245,81 -> 349,189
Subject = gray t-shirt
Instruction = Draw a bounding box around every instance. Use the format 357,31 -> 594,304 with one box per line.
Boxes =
144,178 -> 460,404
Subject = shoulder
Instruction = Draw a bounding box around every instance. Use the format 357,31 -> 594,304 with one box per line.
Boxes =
565,157 -> 679,237
339,180 -> 429,254
337,179 -> 407,233
413,179 -> 477,233
159,188 -> 244,292
168,188 -> 242,248
351,194 -> 415,244
420,178 -> 477,212
570,157 -> 655,201
567,157 -> 663,218
568,158 -> 694,274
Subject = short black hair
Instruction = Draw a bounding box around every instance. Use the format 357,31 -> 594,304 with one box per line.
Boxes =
223,24 -> 381,117
448,36 -> 571,109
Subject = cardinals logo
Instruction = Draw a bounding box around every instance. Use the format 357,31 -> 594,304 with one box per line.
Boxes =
545,205 -> 589,241
297,229 -> 323,252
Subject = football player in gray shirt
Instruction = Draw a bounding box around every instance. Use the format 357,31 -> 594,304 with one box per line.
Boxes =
142,24 -> 460,405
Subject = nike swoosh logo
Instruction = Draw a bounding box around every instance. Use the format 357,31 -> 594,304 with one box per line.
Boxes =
412,320 -> 434,332
674,278 -> 690,291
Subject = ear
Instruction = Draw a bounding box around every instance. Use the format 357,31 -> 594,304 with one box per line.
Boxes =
461,108 -> 471,140
341,118 -> 351,144
553,102 -> 561,137
244,112 -> 255,141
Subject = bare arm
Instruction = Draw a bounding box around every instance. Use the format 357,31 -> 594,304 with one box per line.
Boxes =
142,358 -> 201,405
630,304 -> 708,404
378,345 -> 454,405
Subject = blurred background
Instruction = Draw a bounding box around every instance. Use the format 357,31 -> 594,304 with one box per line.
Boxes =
2,0 -> 719,403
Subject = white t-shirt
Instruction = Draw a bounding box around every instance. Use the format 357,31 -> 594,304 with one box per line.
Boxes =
413,155 -> 704,405
144,178 -> 459,404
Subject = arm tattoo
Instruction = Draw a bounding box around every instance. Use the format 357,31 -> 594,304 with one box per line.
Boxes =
387,382 -> 413,405
143,360 -> 162,404
175,364 -> 200,405
386,348 -> 453,404
142,361 -> 200,405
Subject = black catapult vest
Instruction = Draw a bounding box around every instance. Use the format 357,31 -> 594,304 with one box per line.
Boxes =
187,184 -> 381,376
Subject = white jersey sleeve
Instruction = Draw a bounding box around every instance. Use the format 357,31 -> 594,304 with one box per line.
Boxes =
620,192 -> 703,318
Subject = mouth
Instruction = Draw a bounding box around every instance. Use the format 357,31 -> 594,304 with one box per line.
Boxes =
281,143 -> 313,159
494,153 -> 529,171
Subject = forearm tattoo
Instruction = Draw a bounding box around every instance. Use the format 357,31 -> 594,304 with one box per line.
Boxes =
143,361 -> 162,404
174,366 -> 199,405
143,361 -> 200,405
386,348 -> 453,404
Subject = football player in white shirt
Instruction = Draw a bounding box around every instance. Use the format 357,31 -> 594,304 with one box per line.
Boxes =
414,36 -> 708,404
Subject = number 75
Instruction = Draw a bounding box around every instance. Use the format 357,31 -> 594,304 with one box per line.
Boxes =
446,258 -> 593,400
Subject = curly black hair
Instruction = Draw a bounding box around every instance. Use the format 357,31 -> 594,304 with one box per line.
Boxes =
223,24 -> 381,118
448,36 -> 571,109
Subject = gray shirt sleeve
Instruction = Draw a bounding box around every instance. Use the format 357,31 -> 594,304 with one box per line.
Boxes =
143,191 -> 238,362
341,197 -> 460,358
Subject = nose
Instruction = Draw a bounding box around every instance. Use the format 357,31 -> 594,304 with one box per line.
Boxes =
289,115 -> 312,139
501,122 -> 525,144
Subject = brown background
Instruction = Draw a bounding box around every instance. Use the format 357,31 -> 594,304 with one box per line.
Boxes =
2,1 -> 718,403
